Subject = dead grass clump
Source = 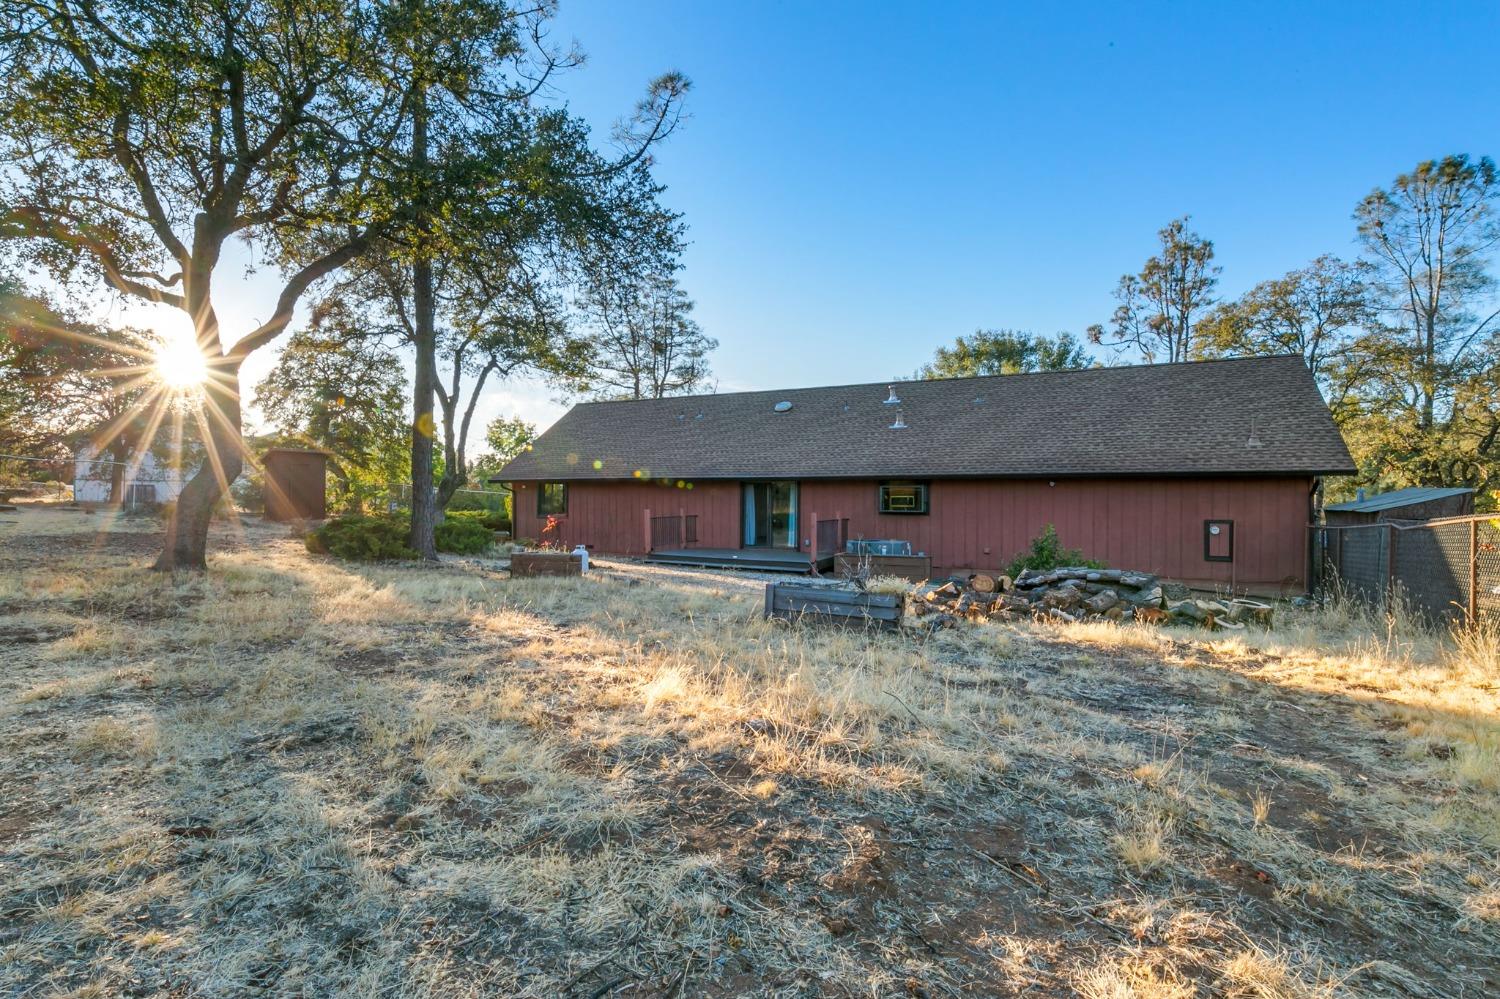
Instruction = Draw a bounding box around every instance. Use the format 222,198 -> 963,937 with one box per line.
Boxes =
1453,618 -> 1500,677
1077,955 -> 1194,999
862,575 -> 913,596
1115,811 -> 1174,874
1036,617 -> 1174,654
69,716 -> 157,761
1217,944 -> 1338,998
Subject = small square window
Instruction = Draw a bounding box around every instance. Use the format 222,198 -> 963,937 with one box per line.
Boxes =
879,481 -> 929,515
538,482 -> 568,516
1204,520 -> 1233,562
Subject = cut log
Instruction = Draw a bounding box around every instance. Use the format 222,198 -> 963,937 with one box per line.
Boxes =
1228,599 -> 1274,628
969,573 -> 998,593
925,581 -> 961,602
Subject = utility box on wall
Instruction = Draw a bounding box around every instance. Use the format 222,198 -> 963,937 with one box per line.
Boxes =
263,448 -> 329,521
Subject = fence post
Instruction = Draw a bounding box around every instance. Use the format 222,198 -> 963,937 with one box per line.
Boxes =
1471,518 -> 1480,624
1386,523 -> 1398,609
643,507 -> 651,555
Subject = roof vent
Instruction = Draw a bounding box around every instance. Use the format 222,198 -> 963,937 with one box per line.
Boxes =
773,400 -> 792,413
1246,415 -> 1263,448
889,408 -> 907,430
884,385 -> 901,405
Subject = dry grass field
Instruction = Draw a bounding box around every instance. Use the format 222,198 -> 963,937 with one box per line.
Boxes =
2,506 -> 1498,997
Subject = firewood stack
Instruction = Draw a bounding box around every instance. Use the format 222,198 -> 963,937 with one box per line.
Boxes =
910,566 -> 1273,631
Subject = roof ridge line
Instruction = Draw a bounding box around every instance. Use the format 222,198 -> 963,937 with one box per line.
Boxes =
570,353 -> 1309,406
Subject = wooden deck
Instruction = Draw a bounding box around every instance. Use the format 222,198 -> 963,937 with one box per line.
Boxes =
646,547 -> 835,573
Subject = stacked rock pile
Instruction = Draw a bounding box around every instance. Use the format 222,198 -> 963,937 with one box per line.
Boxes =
910,566 -> 1272,630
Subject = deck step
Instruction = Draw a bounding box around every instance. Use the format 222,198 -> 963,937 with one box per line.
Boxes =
646,551 -> 831,574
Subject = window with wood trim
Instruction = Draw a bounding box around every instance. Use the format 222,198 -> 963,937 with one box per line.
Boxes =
537,482 -> 568,516
1204,519 -> 1233,561
879,481 -> 929,514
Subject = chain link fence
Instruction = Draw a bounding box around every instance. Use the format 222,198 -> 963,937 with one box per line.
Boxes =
1316,515 -> 1500,625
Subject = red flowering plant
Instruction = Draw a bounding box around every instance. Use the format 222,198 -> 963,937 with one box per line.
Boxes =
537,515 -> 564,551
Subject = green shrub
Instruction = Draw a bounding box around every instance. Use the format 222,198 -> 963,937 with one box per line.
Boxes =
434,516 -> 495,554
1005,524 -> 1104,578
447,489 -> 509,513
446,508 -> 510,532
308,515 -> 416,561
231,471 -> 265,515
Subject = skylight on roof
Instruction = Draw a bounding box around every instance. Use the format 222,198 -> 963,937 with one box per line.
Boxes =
773,401 -> 792,413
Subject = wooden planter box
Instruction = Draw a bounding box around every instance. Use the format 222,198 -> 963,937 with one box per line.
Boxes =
510,551 -> 582,578
834,552 -> 933,583
764,582 -> 905,630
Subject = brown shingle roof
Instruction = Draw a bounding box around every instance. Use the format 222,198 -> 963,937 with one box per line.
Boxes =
496,355 -> 1356,481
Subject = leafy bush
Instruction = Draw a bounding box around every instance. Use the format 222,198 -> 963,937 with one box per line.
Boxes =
231,471 -> 264,515
307,515 -> 416,561
446,508 -> 511,533
1005,524 -> 1104,578
434,516 -> 496,554
446,489 -> 511,517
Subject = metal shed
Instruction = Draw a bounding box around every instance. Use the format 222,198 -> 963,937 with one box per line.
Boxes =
1324,486 -> 1475,526
263,448 -> 329,521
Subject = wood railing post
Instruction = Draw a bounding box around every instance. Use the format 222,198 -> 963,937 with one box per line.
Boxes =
643,507 -> 651,555
810,511 -> 819,573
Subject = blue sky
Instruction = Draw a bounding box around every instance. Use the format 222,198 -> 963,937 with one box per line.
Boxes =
130,0 -> 1500,438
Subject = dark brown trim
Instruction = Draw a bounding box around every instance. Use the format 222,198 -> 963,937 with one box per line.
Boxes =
1204,519 -> 1234,562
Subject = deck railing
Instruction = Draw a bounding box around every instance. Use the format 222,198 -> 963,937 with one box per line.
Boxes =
810,515 -> 848,571
650,514 -> 698,550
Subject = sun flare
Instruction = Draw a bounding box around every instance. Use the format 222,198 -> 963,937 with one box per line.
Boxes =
153,331 -> 209,391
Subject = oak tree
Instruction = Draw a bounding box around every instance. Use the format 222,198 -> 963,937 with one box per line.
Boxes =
917,329 -> 1090,379
1089,217 -> 1220,363
578,261 -> 715,399
1349,155 -> 1500,493
1,0 -> 405,567
1197,255 -> 1374,412
252,301 -> 409,513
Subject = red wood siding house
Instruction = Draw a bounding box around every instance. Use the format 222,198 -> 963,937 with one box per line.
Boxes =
498,357 -> 1355,595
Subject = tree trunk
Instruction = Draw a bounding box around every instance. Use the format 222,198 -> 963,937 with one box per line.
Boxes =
108,456 -> 124,505
155,376 -> 242,571
407,88 -> 439,559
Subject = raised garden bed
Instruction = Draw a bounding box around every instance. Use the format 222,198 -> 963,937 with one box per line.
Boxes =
763,582 -> 904,630
510,551 -> 582,578
833,552 -> 932,582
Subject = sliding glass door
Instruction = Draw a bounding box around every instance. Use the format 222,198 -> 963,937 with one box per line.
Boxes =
742,481 -> 797,548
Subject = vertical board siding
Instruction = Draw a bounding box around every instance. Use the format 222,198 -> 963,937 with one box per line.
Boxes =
511,480 -> 741,556
512,476 -> 1314,592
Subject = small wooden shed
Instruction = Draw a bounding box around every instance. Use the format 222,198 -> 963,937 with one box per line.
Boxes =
1324,486 -> 1474,526
263,448 -> 329,521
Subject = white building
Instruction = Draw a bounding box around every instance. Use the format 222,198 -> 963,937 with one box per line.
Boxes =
72,443 -> 188,506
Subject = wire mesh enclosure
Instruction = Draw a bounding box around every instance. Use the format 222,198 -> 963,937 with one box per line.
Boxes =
1317,515 -> 1500,625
